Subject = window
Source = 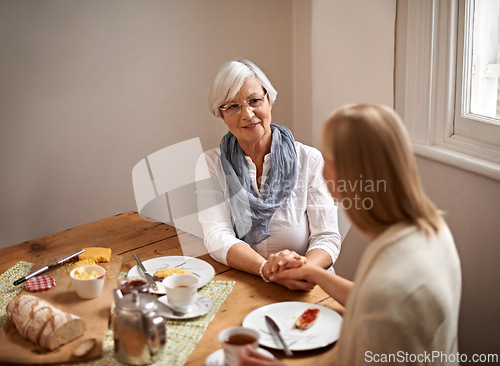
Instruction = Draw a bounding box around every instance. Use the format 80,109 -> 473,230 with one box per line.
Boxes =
454,0 -> 500,156
462,0 -> 500,121
396,0 -> 500,180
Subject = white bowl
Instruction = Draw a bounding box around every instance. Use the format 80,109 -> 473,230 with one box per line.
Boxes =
70,265 -> 106,299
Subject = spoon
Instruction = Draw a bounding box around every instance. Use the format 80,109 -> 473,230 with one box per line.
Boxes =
153,297 -> 186,317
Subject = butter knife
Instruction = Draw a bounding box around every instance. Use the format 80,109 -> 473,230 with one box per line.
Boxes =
133,254 -> 158,291
265,315 -> 293,356
13,249 -> 85,286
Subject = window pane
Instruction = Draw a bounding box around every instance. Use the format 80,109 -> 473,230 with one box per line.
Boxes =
463,0 -> 500,122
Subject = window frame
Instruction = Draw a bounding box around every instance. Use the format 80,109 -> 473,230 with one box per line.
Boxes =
397,0 -> 500,181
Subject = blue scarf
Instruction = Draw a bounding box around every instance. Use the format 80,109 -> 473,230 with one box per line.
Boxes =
219,124 -> 298,245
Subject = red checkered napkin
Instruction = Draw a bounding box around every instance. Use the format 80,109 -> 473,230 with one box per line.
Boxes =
25,275 -> 56,292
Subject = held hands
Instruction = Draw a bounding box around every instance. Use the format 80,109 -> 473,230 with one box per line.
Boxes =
263,250 -> 315,291
267,249 -> 305,272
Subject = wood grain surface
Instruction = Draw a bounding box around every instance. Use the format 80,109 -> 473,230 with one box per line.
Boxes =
0,255 -> 121,364
0,212 -> 343,365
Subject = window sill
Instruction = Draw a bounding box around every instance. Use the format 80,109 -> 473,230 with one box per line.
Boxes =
413,143 -> 500,181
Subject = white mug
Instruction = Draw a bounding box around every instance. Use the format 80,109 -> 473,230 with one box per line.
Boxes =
162,274 -> 198,311
219,326 -> 260,366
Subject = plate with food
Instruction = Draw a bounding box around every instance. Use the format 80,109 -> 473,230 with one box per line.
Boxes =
242,301 -> 342,351
127,256 -> 215,294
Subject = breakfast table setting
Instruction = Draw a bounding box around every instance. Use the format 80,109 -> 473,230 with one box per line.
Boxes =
0,212 -> 344,366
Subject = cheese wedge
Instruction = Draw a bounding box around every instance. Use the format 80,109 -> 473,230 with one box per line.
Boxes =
79,247 -> 111,263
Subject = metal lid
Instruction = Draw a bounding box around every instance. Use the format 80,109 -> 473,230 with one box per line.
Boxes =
114,289 -> 157,312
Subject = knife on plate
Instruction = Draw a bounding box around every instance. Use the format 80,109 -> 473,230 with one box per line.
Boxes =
133,253 -> 158,291
265,315 -> 293,356
13,249 -> 85,286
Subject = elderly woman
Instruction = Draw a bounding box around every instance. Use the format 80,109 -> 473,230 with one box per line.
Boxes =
197,59 -> 341,290
240,104 -> 461,365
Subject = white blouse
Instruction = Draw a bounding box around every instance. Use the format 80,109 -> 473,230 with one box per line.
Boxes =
196,141 -> 341,266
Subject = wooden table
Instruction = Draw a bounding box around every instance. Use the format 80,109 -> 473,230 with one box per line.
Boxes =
0,212 -> 343,365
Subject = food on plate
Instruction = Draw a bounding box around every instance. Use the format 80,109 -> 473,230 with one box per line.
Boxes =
73,266 -> 100,279
6,294 -> 85,350
79,247 -> 112,263
153,268 -> 192,282
295,307 -> 320,330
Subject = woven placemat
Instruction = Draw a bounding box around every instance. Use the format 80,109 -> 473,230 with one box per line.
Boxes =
0,261 -> 34,329
0,263 -> 235,366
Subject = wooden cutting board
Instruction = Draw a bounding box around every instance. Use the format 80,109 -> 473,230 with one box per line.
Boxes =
0,254 -> 122,364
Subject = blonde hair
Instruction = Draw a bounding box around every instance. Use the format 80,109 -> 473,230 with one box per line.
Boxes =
321,104 -> 443,236
208,58 -> 277,118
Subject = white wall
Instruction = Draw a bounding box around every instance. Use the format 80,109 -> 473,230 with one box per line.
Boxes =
309,0 -> 396,277
311,0 -> 396,146
292,0 -> 313,146
0,0 -> 294,248
416,156 -> 500,356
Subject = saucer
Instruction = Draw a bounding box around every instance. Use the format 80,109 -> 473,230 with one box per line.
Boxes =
157,293 -> 213,319
205,348 -> 274,366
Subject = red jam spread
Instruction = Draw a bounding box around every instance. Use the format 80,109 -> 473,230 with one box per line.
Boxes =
300,308 -> 319,323
118,278 -> 149,294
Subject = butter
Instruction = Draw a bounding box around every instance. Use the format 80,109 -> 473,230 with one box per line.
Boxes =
74,267 -> 99,279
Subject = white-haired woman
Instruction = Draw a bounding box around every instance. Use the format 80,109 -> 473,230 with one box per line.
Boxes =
197,58 -> 341,290
240,104 -> 461,365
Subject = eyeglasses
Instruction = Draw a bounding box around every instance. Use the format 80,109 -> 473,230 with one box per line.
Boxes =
219,91 -> 268,116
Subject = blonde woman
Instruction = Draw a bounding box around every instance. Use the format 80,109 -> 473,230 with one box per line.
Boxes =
240,104 -> 461,365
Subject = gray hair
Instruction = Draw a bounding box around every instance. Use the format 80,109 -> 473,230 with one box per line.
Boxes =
208,58 -> 278,118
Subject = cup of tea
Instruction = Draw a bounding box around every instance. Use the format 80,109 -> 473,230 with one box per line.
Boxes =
162,274 -> 198,311
219,326 -> 260,366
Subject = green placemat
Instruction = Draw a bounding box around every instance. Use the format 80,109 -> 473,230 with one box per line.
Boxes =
0,261 -> 34,329
0,263 -> 235,366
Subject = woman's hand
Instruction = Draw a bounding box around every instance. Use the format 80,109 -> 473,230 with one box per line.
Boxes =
269,263 -> 314,284
270,263 -> 353,307
267,250 -> 306,274
263,250 -> 314,291
239,345 -> 286,366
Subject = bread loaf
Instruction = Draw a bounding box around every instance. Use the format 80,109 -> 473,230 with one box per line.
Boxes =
6,295 -> 85,350
7,295 -> 39,339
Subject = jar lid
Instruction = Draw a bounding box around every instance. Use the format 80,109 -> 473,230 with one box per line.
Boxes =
25,276 -> 56,292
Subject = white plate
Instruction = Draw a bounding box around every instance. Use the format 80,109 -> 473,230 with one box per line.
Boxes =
205,348 -> 274,366
242,301 -> 342,351
157,293 -> 213,319
128,256 -> 215,294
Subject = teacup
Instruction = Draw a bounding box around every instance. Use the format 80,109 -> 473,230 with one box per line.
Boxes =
70,265 -> 106,299
162,274 -> 198,311
219,326 -> 260,366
